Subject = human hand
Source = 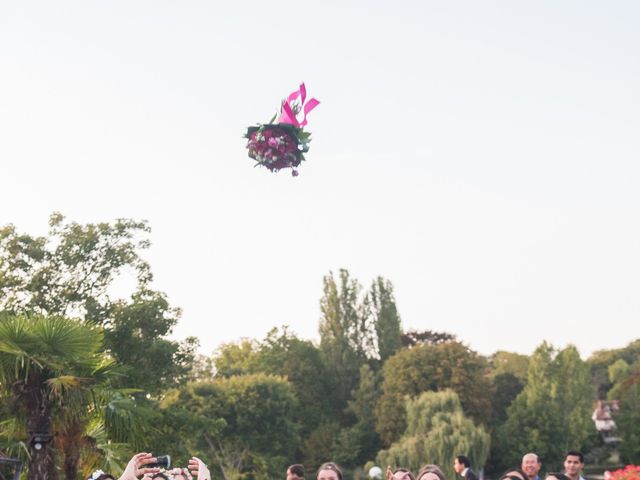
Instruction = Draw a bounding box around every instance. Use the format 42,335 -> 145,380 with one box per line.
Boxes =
119,453 -> 160,480
188,457 -> 210,480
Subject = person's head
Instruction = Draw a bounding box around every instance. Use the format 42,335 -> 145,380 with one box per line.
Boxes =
317,462 -> 342,480
500,468 -> 527,480
563,451 -> 584,478
454,456 -> 471,474
391,469 -> 415,480
170,468 -> 192,480
88,471 -> 115,480
288,464 -> 305,480
417,465 -> 446,480
521,454 -> 541,480
151,473 -> 170,480
546,473 -> 571,480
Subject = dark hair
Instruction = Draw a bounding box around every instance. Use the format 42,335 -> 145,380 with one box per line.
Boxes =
393,468 -> 416,480
152,474 -> 169,480
565,451 -> 584,464
499,468 -> 528,480
289,464 -> 305,479
417,465 -> 446,480
455,456 -> 471,469
547,474 -> 571,480
317,462 -> 342,480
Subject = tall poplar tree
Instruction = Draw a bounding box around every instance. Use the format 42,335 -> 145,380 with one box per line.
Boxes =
318,269 -> 374,410
368,277 -> 402,363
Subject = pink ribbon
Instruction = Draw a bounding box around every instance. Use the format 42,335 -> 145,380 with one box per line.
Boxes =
277,83 -> 320,127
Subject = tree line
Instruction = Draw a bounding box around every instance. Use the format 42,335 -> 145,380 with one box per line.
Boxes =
0,214 -> 639,480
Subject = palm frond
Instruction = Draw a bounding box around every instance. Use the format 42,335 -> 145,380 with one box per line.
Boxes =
103,396 -> 157,446
82,419 -> 129,477
46,375 -> 93,396
32,315 -> 103,367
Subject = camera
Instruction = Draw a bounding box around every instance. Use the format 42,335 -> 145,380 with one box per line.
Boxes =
148,455 -> 171,470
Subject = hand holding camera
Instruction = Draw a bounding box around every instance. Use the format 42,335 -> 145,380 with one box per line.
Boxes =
118,453 -> 161,480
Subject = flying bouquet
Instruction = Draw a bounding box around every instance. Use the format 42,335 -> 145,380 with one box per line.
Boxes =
245,83 -> 319,176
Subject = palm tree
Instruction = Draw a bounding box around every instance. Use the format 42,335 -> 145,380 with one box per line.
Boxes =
0,313 -> 108,480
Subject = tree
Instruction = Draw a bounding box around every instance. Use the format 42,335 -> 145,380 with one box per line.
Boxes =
212,339 -> 259,378
484,372 -> 525,476
489,373 -> 524,426
484,353 -> 528,475
162,374 -> 299,480
254,327 -> 333,436
588,339 -> 640,399
496,343 -> 595,471
368,277 -> 402,363
376,390 -> 490,480
376,342 -> 491,445
319,269 -> 374,412
490,351 -> 529,383
105,289 -> 198,395
0,214 -> 196,396
0,314 -> 110,480
608,361 -> 640,463
333,364 -> 382,467
400,330 -> 457,347
210,328 -> 334,440
0,214 -> 151,318
301,422 -> 340,475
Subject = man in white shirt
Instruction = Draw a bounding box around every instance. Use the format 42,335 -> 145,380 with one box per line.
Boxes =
563,451 -> 586,480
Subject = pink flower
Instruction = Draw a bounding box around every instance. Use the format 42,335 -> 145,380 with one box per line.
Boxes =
268,137 -> 279,148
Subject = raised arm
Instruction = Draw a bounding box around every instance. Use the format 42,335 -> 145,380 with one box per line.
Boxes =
188,457 -> 211,480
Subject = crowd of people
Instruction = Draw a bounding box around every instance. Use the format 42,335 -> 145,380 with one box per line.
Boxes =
90,450 -> 588,480
89,454 -> 210,480
284,450 -> 588,480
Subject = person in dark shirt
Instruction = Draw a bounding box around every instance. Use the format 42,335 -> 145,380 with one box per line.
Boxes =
453,455 -> 477,480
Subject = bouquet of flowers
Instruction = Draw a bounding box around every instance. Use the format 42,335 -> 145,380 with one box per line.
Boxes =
245,83 -> 319,176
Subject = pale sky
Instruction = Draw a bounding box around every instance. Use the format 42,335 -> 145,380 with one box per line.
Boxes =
1,1 -> 639,358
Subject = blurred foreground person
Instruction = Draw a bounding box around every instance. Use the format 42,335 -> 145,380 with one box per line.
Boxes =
500,468 -> 528,480
317,462 -> 343,480
287,464 -> 305,480
169,468 -> 192,480
546,473 -> 571,480
417,465 -> 446,480
88,470 -> 115,480
386,466 -> 415,480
